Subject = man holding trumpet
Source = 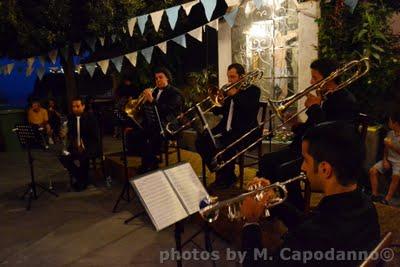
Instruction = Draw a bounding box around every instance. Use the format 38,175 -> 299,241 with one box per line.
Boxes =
241,122 -> 380,266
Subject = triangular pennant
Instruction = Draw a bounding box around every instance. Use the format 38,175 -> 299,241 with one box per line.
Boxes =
26,66 -> 34,77
207,19 -> 219,31
111,34 -> 117,43
97,59 -> 109,74
127,17 -> 137,36
137,14 -> 148,35
99,37 -> 105,46
125,52 -> 138,67
157,42 -> 167,54
172,34 -> 187,48
48,49 -> 58,64
85,63 -> 96,77
86,37 -> 97,52
141,47 -> 154,64
253,0 -> 263,10
27,57 -> 35,68
201,0 -> 217,21
36,67 -> 45,80
150,10 -> 164,32
223,7 -> 239,28
165,6 -> 180,30
182,0 -> 198,15
60,46 -> 69,60
5,63 -> 15,75
111,56 -> 124,72
188,27 -> 203,42
73,42 -> 81,55
39,55 -> 46,67
344,0 -> 359,13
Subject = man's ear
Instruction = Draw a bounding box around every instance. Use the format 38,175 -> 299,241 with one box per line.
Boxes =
318,161 -> 333,178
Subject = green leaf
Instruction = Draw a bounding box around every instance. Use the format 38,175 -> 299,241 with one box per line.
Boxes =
371,44 -> 385,53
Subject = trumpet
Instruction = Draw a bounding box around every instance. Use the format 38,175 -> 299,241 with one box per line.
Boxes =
209,57 -> 370,172
199,173 -> 307,222
124,86 -> 157,128
165,69 -> 264,136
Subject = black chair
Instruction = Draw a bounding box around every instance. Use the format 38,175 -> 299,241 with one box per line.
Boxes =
159,137 -> 182,166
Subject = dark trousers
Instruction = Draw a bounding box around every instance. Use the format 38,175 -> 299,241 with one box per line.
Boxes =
257,147 -> 305,210
59,153 -> 90,191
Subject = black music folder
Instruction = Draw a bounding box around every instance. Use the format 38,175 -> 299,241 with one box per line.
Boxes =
130,162 -> 209,231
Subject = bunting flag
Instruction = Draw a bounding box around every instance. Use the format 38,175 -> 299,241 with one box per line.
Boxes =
86,37 -> 97,52
182,0 -> 198,15
111,56 -> 124,72
85,63 -> 96,77
39,56 -> 46,67
73,42 -> 81,55
97,59 -> 109,74
60,46 -> 69,60
26,66 -> 34,77
344,0 -> 358,13
223,7 -> 239,28
141,47 -> 154,64
188,27 -> 203,42
37,67 -> 45,80
166,6 -> 180,30
172,34 -> 187,48
150,10 -> 164,32
125,52 -> 138,67
48,49 -> 58,64
157,42 -> 167,54
201,0 -> 217,21
99,37 -> 105,46
5,63 -> 15,75
253,0 -> 263,10
27,57 -> 35,68
207,19 -> 219,31
137,14 -> 148,35
111,34 -> 117,43
128,17 -> 137,36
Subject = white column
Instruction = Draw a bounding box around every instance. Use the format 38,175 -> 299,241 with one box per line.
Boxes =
218,20 -> 232,87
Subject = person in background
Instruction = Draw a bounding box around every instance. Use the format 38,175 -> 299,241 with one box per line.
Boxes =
27,99 -> 53,144
47,99 -> 62,142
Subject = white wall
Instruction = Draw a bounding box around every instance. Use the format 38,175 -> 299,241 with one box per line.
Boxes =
217,20 -> 232,87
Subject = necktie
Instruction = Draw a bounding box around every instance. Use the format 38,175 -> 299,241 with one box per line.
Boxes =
156,89 -> 163,101
76,116 -> 81,147
226,100 -> 234,132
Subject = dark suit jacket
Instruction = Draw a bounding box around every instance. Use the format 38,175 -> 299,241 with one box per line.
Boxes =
242,189 -> 380,267
67,112 -> 100,158
212,84 -> 261,138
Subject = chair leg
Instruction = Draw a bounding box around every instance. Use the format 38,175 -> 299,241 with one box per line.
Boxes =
177,147 -> 181,162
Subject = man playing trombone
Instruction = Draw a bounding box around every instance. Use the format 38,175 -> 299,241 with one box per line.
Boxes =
241,122 -> 380,266
196,63 -> 261,189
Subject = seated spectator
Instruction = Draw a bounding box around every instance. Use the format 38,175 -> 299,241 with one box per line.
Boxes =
27,99 -> 53,144
47,99 -> 62,142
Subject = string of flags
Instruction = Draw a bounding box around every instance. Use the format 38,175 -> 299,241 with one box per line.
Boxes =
0,0 -> 245,79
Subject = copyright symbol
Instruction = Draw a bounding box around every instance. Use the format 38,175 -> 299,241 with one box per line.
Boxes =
380,248 -> 394,262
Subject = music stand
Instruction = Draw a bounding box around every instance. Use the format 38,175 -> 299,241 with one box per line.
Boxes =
13,124 -> 58,210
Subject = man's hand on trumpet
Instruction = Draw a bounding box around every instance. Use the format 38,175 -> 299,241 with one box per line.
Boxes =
304,93 -> 322,108
143,88 -> 154,103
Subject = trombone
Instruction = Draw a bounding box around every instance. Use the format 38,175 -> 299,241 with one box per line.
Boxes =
209,57 -> 370,172
199,173 -> 307,222
165,69 -> 264,136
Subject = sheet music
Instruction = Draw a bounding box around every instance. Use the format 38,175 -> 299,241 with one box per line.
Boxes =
131,171 -> 187,231
164,162 -> 209,215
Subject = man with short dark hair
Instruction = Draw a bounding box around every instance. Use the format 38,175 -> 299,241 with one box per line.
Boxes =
241,121 -> 380,267
59,97 -> 100,191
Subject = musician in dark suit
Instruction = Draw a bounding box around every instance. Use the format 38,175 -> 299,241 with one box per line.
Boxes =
257,58 -> 360,209
241,122 -> 380,267
196,63 -> 261,188
59,97 -> 100,191
126,67 -> 185,173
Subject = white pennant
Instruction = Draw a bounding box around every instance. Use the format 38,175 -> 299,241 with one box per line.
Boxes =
5,63 -> 14,75
97,59 -> 109,74
122,26 -> 127,34
150,10 -> 164,32
27,57 -> 35,68
172,34 -> 187,48
73,42 -> 81,55
125,52 -> 138,67
157,42 -> 167,54
37,67 -> 45,80
182,0 -> 198,15
166,6 -> 181,30
137,14 -> 148,35
207,19 -> 219,31
127,17 -> 137,36
26,66 -> 34,77
188,27 -> 203,42
39,56 -> 46,67
99,37 -> 105,46
141,47 -> 154,64
48,49 -> 58,64
85,63 -> 96,77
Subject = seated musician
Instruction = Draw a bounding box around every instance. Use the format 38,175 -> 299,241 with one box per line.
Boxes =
126,67 -> 185,173
59,97 -> 100,191
27,99 -> 53,143
47,99 -> 62,142
196,63 -> 261,189
241,121 -> 380,267
257,58 -> 360,209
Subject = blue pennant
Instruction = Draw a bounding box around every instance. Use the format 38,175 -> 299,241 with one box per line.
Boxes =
223,7 -> 239,28
111,56 -> 124,72
137,14 -> 149,35
201,0 -> 217,21
141,47 -> 154,64
166,6 -> 180,30
172,35 -> 187,48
